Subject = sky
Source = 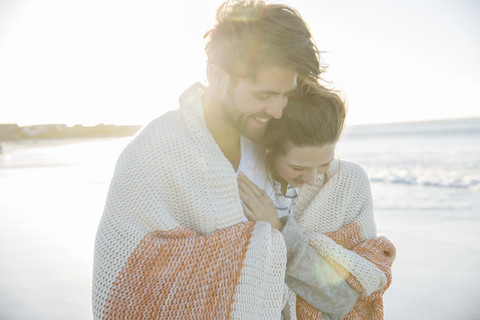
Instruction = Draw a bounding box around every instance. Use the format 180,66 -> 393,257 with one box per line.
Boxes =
0,0 -> 479,126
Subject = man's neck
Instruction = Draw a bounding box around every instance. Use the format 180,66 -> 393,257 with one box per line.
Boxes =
202,88 -> 242,171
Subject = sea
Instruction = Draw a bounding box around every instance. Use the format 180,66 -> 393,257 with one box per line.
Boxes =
338,117 -> 480,213
0,117 -> 479,319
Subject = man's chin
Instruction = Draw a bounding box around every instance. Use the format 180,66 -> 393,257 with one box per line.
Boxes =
242,127 -> 266,144
230,119 -> 267,144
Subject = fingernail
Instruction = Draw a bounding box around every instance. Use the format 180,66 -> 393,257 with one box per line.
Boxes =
238,172 -> 245,178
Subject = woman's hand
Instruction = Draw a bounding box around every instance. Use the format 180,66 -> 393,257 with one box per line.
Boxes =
237,172 -> 284,231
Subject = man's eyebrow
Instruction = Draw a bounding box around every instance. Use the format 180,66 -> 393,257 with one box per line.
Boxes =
253,84 -> 298,96
254,90 -> 280,95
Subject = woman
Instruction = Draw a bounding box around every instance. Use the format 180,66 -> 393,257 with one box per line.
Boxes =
237,84 -> 395,320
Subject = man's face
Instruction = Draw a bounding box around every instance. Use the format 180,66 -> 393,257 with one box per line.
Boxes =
222,65 -> 297,143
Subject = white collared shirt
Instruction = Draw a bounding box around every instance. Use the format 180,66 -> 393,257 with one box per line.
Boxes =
236,136 -> 276,222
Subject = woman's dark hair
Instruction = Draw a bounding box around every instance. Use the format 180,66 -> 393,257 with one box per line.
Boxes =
262,83 -> 347,170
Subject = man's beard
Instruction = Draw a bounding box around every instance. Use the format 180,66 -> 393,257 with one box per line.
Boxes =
222,91 -> 266,144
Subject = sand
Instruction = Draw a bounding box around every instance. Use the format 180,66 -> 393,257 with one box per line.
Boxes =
376,209 -> 480,319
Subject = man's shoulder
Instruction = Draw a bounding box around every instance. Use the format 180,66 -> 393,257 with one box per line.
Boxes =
119,109 -> 194,162
133,109 -> 189,147
144,109 -> 185,134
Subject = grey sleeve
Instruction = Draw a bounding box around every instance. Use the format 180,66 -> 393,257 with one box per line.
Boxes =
281,215 -> 360,317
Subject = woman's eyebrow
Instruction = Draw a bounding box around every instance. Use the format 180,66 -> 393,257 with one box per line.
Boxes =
290,157 -> 333,168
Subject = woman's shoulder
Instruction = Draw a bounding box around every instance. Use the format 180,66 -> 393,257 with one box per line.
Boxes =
339,159 -> 367,173
328,158 -> 370,184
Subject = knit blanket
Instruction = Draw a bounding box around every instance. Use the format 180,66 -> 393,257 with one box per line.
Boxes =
98,221 -> 288,319
92,83 -> 289,319
94,217 -> 393,320
295,224 -> 396,320
92,83 -> 394,319
279,159 -> 396,320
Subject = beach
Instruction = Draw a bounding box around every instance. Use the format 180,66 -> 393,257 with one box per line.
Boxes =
0,138 -> 126,320
373,184 -> 480,319
1,118 -> 479,319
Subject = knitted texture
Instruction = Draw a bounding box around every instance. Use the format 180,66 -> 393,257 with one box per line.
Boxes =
294,159 -> 388,297
343,235 -> 395,320
294,223 -> 396,320
104,224 -> 252,319
283,159 -> 396,319
92,83 -> 287,319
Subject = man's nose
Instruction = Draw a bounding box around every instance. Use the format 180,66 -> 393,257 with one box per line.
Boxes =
265,96 -> 286,119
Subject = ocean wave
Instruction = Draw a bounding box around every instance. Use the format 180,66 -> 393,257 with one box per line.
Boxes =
365,166 -> 480,192
344,117 -> 480,138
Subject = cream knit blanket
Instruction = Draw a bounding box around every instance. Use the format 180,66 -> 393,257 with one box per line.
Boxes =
92,83 -> 394,320
282,159 -> 396,319
92,83 -> 288,319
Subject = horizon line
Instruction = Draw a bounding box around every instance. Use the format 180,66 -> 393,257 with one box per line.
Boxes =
2,115 -> 480,128
346,115 -> 480,127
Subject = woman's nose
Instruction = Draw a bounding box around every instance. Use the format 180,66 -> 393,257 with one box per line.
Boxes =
304,170 -> 317,186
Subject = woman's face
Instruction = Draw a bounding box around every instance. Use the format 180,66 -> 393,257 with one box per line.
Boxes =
273,143 -> 336,187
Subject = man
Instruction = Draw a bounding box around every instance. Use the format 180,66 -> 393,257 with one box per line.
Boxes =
92,1 -> 324,319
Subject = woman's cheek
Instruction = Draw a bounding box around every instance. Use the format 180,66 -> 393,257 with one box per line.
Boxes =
284,169 -> 298,180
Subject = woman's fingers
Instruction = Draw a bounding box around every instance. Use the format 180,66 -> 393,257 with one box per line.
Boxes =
237,173 -> 283,231
237,174 -> 282,230
240,202 -> 256,221
238,178 -> 276,216
238,171 -> 264,198
237,176 -> 257,201
237,174 -> 274,210
238,180 -> 259,212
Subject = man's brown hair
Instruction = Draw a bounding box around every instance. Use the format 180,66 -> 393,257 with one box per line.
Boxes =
204,0 -> 321,83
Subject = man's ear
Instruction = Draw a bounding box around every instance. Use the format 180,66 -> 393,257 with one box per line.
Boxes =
207,64 -> 230,87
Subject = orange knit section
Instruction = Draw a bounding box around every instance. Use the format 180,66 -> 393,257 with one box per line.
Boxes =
349,235 -> 396,299
296,223 -> 396,320
343,235 -> 395,320
324,222 -> 363,250
103,222 -> 256,320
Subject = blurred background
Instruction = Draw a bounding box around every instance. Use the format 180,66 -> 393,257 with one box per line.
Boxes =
0,0 -> 479,319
